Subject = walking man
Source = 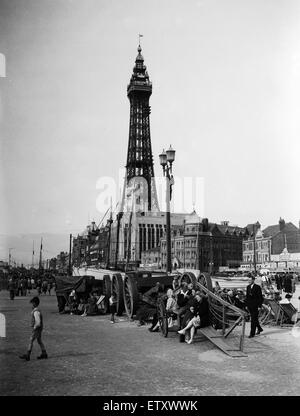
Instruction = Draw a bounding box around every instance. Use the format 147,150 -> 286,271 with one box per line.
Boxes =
246,276 -> 264,338
8,278 -> 15,300
19,296 -> 48,361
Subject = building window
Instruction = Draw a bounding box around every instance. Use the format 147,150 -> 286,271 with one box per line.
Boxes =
151,226 -> 155,249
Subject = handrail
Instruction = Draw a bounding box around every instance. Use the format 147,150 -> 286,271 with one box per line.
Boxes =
196,281 -> 247,352
196,281 -> 247,318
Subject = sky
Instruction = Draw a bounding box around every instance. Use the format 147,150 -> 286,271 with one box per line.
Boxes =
1,0 -> 300,264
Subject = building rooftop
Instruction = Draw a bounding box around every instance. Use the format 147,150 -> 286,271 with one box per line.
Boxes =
263,222 -> 299,238
216,224 -> 246,236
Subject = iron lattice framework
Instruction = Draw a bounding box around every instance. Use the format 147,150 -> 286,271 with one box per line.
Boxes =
121,44 -> 159,212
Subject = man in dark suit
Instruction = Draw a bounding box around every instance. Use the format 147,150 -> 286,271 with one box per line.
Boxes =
246,276 -> 264,338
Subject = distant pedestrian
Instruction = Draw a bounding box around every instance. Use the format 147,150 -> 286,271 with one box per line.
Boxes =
21,278 -> 27,296
36,279 -> 42,295
19,296 -> 48,361
42,280 -> 48,295
27,278 -> 32,294
109,295 -> 117,323
8,278 -> 15,300
17,279 -> 22,296
275,274 -> 282,292
283,273 -> 293,294
47,282 -> 52,296
292,274 -> 297,293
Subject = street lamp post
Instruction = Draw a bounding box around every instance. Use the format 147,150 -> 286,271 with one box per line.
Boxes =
253,224 -> 257,274
68,234 -> 72,276
159,145 -> 176,273
209,232 -> 214,276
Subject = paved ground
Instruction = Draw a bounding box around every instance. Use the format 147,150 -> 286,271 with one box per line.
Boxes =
1,287 -> 300,396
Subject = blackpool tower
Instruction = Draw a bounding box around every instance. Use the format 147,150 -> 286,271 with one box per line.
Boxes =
120,43 -> 159,213
110,43 -> 189,265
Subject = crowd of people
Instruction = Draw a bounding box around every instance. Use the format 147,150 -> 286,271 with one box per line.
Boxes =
134,270 -> 299,342
6,272 -> 55,300
211,271 -> 297,308
273,272 -> 297,294
67,288 -> 118,322
135,280 -> 210,344
68,290 -> 100,316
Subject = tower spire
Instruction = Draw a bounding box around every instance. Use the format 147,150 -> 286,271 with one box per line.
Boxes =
120,44 -> 159,213
138,33 -> 143,49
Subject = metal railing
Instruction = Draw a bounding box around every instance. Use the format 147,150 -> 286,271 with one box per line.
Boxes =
196,281 -> 247,352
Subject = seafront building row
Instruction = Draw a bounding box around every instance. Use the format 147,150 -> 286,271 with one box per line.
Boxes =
64,216 -> 300,274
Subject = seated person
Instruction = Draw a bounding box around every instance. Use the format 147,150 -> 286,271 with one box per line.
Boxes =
137,283 -> 164,327
180,304 -> 196,333
166,288 -> 177,312
227,290 -> 235,304
234,290 -> 247,310
274,291 -> 282,302
149,288 -> 177,332
279,293 -> 293,304
213,282 -> 222,296
174,282 -> 193,328
263,289 -> 272,300
69,289 -> 78,315
81,291 -> 98,317
219,288 -> 229,301
178,293 -> 210,344
180,289 -> 202,328
77,297 -> 87,315
279,294 -> 299,323
172,276 -> 180,292
166,288 -> 177,328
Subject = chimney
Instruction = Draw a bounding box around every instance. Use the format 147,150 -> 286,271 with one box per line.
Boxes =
279,217 -> 285,232
221,220 -> 229,226
202,218 -> 209,232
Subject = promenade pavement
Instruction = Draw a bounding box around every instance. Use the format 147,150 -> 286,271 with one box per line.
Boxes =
1,287 -> 300,396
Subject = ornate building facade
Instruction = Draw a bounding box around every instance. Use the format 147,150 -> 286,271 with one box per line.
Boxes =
160,215 -> 248,272
242,218 -> 300,271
